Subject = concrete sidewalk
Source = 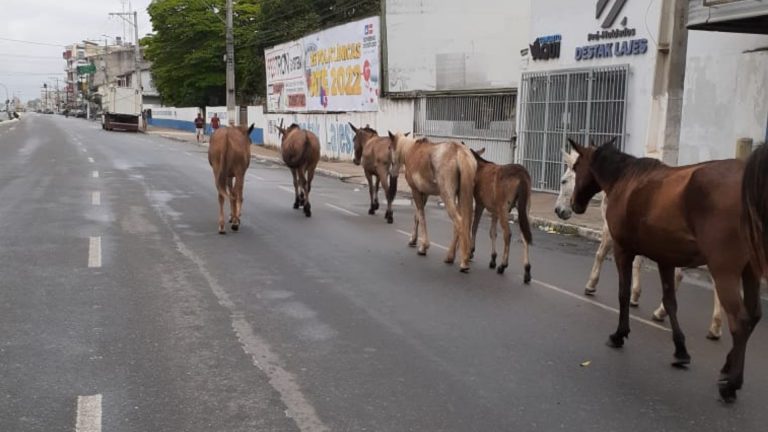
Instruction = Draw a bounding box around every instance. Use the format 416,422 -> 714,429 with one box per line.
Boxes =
147,126 -> 605,240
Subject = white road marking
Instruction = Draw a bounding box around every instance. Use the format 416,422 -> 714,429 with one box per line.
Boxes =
88,237 -> 102,268
9,127 -> 15,132
88,157 -> 94,163
325,203 -> 359,216
278,185 -> 295,194
92,171 -> 99,178
251,175 -> 265,180
531,279 -> 670,332
91,192 -> 101,206
75,394 -> 102,432
395,229 -> 450,251
82,149 -> 87,153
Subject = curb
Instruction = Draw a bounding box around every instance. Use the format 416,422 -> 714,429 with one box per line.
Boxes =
153,130 -> 605,242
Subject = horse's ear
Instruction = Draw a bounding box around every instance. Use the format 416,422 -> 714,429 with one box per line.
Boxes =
476,147 -> 486,155
604,136 -> 618,148
247,123 -> 255,135
404,132 -> 411,137
348,122 -> 358,133
568,138 -> 586,156
388,131 -> 395,140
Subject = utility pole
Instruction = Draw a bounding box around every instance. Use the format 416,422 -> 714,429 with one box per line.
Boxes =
226,0 -> 236,125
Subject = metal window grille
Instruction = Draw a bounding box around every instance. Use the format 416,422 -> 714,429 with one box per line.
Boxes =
414,93 -> 516,164
518,65 -> 628,192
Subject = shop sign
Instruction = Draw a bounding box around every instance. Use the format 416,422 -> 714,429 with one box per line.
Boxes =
530,35 -> 561,61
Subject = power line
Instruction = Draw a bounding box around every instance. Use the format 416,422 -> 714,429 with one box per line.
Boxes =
0,36 -> 65,48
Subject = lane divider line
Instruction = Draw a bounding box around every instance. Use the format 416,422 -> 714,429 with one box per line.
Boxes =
92,171 -> 99,178
88,237 -> 102,268
88,157 -> 94,163
75,394 -> 102,432
395,229 -> 450,251
277,185 -> 295,194
91,192 -> 101,206
325,203 -> 359,216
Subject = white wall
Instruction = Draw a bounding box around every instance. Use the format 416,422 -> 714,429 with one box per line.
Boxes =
386,0 -> 530,92
263,98 -> 414,160
523,0 -> 663,157
678,31 -> 768,164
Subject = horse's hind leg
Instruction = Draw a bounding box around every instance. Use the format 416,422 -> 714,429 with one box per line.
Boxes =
365,171 -> 376,215
297,167 -> 309,216
715,267 -> 760,402
231,174 -> 244,231
652,268 -> 683,321
497,207 -> 512,275
228,176 -> 236,224
488,214 -> 498,269
586,225 -> 612,295
291,168 -> 301,209
412,191 -> 429,255
373,175 -> 381,211
303,161 -> 318,217
707,283 -> 723,340
658,263 -> 691,367
470,203 -> 485,259
379,167 -> 394,223
217,192 -> 226,234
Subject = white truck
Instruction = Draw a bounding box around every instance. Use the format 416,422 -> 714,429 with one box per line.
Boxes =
101,86 -> 142,132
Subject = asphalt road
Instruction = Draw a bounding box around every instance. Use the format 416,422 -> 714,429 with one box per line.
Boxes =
2,114 -> 767,432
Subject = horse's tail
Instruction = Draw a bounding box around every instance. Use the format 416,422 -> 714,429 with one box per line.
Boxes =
217,130 -> 231,201
516,172 -> 533,245
456,147 -> 477,231
284,132 -> 310,169
742,143 -> 768,276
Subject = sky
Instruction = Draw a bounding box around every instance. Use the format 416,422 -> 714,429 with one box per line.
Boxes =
0,0 -> 154,101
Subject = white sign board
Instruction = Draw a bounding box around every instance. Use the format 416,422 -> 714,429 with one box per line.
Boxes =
265,16 -> 381,112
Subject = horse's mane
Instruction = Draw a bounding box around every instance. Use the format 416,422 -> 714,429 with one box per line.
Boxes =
361,126 -> 378,135
286,123 -> 301,132
470,148 -> 492,165
592,143 -> 664,184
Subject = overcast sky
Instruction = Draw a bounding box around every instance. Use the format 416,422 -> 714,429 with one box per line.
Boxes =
0,0 -> 153,101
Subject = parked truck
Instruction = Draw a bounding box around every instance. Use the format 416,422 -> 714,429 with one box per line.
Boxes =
101,86 -> 142,132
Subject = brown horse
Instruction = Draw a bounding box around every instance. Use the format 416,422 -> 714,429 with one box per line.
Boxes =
349,123 -> 401,223
569,138 -> 768,402
276,121 -> 320,217
469,148 -> 533,283
208,124 -> 254,234
389,132 -> 476,272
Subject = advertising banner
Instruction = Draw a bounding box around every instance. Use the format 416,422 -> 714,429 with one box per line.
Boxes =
265,16 -> 380,112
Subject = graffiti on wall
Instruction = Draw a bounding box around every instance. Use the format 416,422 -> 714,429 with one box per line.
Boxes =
266,116 -> 356,159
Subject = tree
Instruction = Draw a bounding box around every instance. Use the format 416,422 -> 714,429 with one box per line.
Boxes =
144,0 -> 380,107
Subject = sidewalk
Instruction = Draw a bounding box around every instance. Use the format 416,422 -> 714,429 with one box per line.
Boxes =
147,126 -> 605,240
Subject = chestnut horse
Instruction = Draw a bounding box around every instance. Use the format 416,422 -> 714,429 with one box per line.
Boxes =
349,123 -> 400,223
469,148 -> 533,283
555,149 -> 723,340
389,132 -> 476,272
276,121 -> 320,217
569,138 -> 768,402
208,124 -> 255,234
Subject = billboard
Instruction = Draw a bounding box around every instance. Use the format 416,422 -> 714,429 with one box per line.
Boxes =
265,16 -> 380,112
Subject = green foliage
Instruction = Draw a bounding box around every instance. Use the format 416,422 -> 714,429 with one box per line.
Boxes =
144,0 -> 381,107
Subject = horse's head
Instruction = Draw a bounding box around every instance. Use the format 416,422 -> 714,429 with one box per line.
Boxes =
349,123 -> 378,166
554,149 -> 578,220
275,119 -> 299,141
387,131 -> 411,177
567,138 -> 602,215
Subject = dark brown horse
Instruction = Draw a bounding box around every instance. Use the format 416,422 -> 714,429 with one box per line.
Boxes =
569,138 -> 768,402
469,148 -> 533,283
208,124 -> 254,234
349,123 -> 400,223
276,121 -> 320,217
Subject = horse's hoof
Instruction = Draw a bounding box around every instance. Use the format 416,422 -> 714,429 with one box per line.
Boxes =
706,331 -> 721,341
373,202 -> 380,211
385,211 -> 393,224
523,272 -> 532,284
718,380 -> 738,403
489,261 -> 496,269
459,266 -> 470,273
368,208 -> 376,215
652,313 -> 666,322
444,258 -> 455,265
672,353 -> 691,368
231,224 -> 239,232
304,209 -> 312,217
386,216 -> 393,224
496,265 -> 506,274
629,300 -> 640,308
408,240 -> 417,247
584,287 -> 597,296
218,230 -> 226,235
606,333 -> 625,348
293,203 -> 300,209
417,249 -> 427,256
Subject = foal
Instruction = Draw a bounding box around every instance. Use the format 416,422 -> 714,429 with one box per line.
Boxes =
569,138 -> 768,402
349,123 -> 398,223
389,132 -> 476,272
469,149 -> 533,283
276,121 -> 320,217
555,149 -> 723,340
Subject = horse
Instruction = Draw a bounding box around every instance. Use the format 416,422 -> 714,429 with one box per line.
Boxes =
276,121 -> 320,217
208,124 -> 255,234
568,137 -> 768,402
349,123 -> 402,223
555,149 -> 723,340
468,148 -> 533,283
389,132 -> 476,272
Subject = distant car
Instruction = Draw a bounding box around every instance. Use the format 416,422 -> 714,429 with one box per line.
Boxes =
74,110 -> 87,118
44,109 -> 54,114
